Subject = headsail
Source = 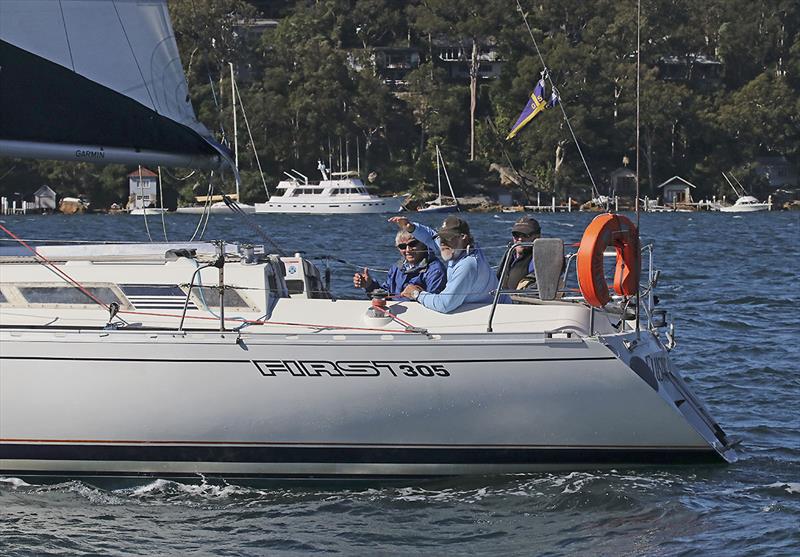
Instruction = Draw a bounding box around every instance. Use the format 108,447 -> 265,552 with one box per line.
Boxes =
0,0 -> 230,169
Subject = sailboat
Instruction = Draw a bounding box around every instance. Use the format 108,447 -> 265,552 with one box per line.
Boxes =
418,145 -> 460,213
0,1 -> 737,480
718,172 -> 771,212
176,64 -> 256,214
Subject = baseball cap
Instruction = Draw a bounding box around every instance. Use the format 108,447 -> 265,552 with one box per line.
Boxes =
511,216 -> 541,236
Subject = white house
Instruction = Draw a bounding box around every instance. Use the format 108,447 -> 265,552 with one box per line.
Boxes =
656,176 -> 697,205
32,185 -> 57,211
128,168 -> 158,209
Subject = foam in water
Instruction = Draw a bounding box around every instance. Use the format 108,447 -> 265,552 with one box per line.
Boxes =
0,476 -> 31,488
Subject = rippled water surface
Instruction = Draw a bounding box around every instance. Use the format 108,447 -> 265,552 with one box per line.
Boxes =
1,211 -> 798,556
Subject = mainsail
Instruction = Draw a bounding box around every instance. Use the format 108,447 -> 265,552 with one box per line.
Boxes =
0,0 -> 230,169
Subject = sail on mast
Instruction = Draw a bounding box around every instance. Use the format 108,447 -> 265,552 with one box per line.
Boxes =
0,0 -> 230,170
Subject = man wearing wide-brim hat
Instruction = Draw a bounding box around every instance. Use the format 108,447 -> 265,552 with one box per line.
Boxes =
388,215 -> 507,313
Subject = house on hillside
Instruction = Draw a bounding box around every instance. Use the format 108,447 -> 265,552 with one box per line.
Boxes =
755,156 -> 797,189
433,39 -> 503,81
656,176 -> 696,205
656,54 -> 722,85
128,168 -> 158,210
32,185 -> 57,212
348,47 -> 421,89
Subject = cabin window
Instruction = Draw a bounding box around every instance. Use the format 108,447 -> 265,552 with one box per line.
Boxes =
19,285 -> 123,306
0,289 -> 6,303
192,286 -> 251,310
286,279 -> 304,295
330,189 -> 339,195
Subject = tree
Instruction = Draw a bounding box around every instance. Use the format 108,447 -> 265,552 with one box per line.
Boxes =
408,1 -> 508,161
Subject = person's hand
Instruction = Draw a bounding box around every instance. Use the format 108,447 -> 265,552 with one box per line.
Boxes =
388,216 -> 414,232
401,284 -> 423,300
353,267 -> 370,288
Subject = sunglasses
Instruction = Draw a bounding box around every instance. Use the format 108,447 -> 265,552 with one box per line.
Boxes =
396,240 -> 420,250
438,235 -> 461,247
512,232 -> 533,240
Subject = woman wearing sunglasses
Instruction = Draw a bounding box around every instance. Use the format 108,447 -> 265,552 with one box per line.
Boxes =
353,230 -> 447,300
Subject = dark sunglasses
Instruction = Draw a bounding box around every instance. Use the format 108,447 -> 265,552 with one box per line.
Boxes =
512,232 -> 533,240
396,240 -> 420,250
438,235 -> 461,247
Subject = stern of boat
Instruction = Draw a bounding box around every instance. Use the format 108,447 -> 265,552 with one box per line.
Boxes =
598,329 -> 738,464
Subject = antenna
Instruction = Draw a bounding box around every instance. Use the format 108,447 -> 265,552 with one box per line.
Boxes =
722,172 -> 742,197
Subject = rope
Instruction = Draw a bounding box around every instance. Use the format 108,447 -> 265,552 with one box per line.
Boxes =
222,196 -> 287,256
514,0 -> 601,200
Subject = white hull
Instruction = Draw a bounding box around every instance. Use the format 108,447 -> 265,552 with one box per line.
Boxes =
128,207 -> 168,216
0,240 -> 735,479
719,204 -> 770,213
417,204 -> 459,213
175,202 -> 256,215
0,324 -> 730,479
255,195 -> 407,214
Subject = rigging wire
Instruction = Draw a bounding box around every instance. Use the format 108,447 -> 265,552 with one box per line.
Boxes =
233,73 -> 270,199
514,0 -> 601,201
158,166 -> 168,242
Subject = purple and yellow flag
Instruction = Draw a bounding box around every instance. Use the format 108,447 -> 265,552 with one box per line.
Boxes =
506,78 -> 553,140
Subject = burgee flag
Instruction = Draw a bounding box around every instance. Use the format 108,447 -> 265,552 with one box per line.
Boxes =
506,75 -> 558,140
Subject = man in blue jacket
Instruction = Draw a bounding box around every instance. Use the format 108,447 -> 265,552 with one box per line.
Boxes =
353,229 -> 447,299
389,215 -> 506,313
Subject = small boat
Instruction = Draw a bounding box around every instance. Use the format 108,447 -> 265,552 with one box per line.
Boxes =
718,172 -> 771,212
719,195 -> 771,213
175,196 -> 256,215
254,162 -> 407,214
418,145 -> 460,213
129,207 -> 168,216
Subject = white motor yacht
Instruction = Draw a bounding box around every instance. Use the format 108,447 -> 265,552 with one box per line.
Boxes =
255,163 -> 407,214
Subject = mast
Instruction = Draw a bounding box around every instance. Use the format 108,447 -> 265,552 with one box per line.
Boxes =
230,62 -> 239,200
435,145 -> 443,201
635,0 -> 642,334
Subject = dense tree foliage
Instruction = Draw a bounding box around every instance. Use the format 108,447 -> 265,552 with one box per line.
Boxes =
1,0 -> 798,207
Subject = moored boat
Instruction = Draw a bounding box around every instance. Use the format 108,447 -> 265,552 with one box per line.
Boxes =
417,145 -> 460,213
255,162 -> 407,214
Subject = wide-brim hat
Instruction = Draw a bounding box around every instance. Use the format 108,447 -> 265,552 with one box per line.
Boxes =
511,216 -> 541,236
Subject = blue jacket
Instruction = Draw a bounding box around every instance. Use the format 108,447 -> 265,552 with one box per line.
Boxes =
365,251 -> 447,299
411,221 -> 507,313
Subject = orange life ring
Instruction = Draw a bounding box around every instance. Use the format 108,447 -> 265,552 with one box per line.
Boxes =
577,213 -> 640,308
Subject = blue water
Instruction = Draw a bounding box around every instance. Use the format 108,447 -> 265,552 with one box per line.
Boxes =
1,211 -> 799,556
